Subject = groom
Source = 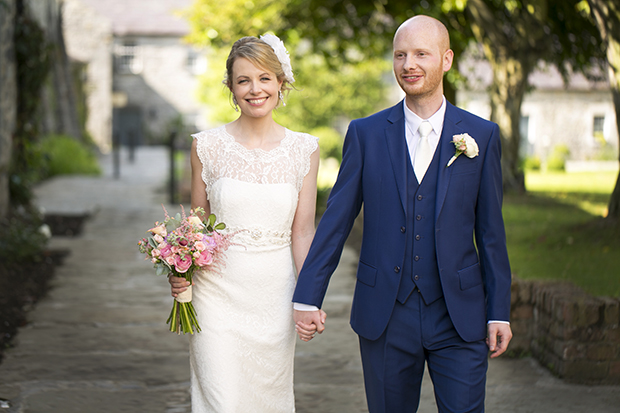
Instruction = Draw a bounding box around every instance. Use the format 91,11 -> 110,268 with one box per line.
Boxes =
293,15 -> 512,412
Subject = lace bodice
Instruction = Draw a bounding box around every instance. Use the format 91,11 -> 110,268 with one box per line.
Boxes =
192,126 -> 318,248
192,126 -> 318,194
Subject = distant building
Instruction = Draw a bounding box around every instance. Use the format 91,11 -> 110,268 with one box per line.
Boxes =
458,58 -> 619,167
62,0 -> 208,151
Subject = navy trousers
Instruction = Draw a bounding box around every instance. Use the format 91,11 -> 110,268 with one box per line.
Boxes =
359,290 -> 488,413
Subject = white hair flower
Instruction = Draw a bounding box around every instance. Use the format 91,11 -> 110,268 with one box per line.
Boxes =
260,33 -> 295,84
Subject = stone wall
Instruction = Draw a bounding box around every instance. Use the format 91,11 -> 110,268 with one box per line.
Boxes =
30,0 -> 83,140
0,0 -> 17,218
511,277 -> 620,384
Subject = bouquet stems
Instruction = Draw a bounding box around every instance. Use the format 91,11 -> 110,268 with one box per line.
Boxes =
166,270 -> 201,335
167,300 -> 201,334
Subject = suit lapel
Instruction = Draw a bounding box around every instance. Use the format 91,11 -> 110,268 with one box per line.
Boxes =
435,102 -> 463,221
384,102 -> 408,213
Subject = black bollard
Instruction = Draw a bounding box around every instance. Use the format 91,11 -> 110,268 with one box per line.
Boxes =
113,132 -> 120,179
169,129 -> 177,204
128,130 -> 136,163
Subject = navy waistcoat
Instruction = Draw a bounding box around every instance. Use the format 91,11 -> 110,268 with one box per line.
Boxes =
396,145 -> 444,305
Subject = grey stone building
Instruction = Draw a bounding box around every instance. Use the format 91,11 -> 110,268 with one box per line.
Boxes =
62,0 -> 208,152
458,60 -> 619,169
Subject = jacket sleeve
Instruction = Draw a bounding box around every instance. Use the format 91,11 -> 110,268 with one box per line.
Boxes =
475,123 -> 512,322
292,121 -> 365,307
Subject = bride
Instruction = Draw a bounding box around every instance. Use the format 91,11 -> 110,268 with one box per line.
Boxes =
168,34 -> 325,412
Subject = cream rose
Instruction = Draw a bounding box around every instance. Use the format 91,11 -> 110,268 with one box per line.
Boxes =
188,216 -> 204,228
447,133 -> 479,167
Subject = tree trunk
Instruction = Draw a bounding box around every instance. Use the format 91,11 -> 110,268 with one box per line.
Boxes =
487,54 -> 530,194
588,0 -> 620,220
606,86 -> 620,219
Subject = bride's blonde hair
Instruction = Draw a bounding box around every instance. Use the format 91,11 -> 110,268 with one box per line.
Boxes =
224,37 -> 292,95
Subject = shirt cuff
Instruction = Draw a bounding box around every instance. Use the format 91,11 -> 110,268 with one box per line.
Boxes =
488,320 -> 510,325
293,302 -> 320,311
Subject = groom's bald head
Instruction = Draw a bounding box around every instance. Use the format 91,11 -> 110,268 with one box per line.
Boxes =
394,15 -> 451,54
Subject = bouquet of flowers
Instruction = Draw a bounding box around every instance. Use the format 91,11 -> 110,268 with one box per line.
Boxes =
138,206 -> 234,334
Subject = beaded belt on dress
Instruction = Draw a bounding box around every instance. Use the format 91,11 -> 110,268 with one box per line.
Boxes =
226,227 -> 292,246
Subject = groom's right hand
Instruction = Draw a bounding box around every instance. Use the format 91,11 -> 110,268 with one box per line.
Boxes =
294,310 -> 327,341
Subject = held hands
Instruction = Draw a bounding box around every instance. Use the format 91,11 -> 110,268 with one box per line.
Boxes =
487,323 -> 513,358
294,309 -> 327,342
169,275 -> 190,298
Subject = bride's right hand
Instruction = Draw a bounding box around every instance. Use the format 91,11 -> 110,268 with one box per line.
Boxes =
168,275 -> 191,298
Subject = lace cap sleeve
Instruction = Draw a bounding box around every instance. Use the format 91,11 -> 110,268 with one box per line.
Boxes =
293,132 -> 319,192
191,129 -> 217,197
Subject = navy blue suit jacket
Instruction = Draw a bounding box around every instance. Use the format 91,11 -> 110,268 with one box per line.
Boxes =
293,100 -> 511,342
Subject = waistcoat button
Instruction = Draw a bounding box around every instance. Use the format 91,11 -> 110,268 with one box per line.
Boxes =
394,266 -> 401,273
400,226 -> 406,233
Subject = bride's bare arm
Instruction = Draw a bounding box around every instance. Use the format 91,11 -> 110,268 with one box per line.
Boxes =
291,146 -> 320,278
290,146 -> 326,338
169,139 -> 211,297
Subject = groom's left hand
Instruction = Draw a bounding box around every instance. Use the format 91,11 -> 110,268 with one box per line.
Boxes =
487,323 -> 513,358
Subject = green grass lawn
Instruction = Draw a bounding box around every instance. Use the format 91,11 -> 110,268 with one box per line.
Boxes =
503,170 -> 620,297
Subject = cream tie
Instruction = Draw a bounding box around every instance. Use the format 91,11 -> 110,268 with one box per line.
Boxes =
414,120 -> 433,182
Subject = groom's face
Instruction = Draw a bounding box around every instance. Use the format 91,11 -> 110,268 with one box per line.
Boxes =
392,20 -> 453,101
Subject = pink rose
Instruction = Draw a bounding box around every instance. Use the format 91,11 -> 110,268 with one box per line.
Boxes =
153,234 -> 164,243
159,244 -> 172,258
174,255 -> 192,273
151,248 -> 161,258
195,250 -> 213,267
165,255 -> 176,266
194,241 -> 206,252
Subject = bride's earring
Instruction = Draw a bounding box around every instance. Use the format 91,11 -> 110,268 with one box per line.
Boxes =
279,90 -> 286,106
232,95 -> 239,112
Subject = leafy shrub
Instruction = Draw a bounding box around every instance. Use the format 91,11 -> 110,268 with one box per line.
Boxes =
546,144 -> 570,172
39,134 -> 101,178
0,207 -> 49,263
523,155 -> 541,171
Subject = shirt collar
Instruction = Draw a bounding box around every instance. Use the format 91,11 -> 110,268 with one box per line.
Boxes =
403,97 -> 447,138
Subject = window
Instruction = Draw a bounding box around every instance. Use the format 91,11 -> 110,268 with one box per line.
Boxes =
186,50 -> 206,75
115,41 -> 142,74
593,116 -> 605,142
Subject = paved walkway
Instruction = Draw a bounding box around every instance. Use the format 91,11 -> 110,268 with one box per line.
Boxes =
0,146 -> 619,412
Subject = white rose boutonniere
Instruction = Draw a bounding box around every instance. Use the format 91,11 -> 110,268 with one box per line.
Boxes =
447,133 -> 479,167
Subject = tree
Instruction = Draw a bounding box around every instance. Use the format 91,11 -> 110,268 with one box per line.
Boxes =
586,0 -> 620,220
462,0 -> 604,193
183,0 -> 389,136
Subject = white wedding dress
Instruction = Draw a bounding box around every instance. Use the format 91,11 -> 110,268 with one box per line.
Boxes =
189,125 -> 318,413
